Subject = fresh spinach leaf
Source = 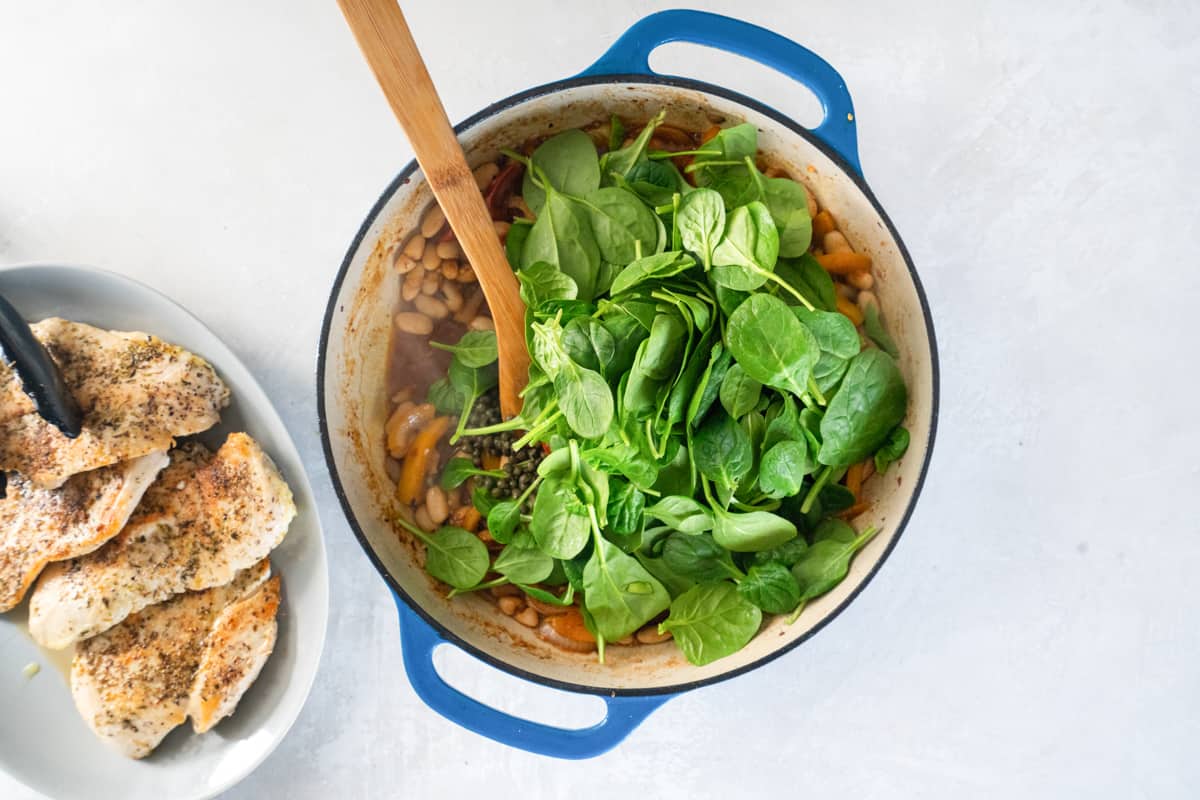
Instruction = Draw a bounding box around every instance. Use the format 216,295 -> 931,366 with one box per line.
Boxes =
609,251 -> 695,296
562,316 -> 616,374
818,350 -> 908,466
583,536 -> 671,640
448,357 -> 499,441
574,186 -> 659,265
621,158 -> 689,206
643,495 -> 715,533
710,202 -> 780,291
793,307 -> 860,360
602,110 -> 665,183
763,395 -> 804,450
725,293 -> 819,397
659,582 -> 762,666
554,366 -> 613,439
441,457 -> 506,489
737,562 -> 802,614
693,410 -> 753,489
518,261 -> 578,308
606,478 -> 645,537
662,532 -> 740,582
505,218 -> 533,267
687,343 -> 732,428
521,190 -> 602,300
790,526 -> 878,602
486,500 -> 521,544
762,177 -> 813,258
608,114 -> 626,152
749,536 -> 809,568
427,376 -> 464,416
712,508 -> 797,552
531,480 -> 591,558
634,552 -> 696,597
758,440 -> 813,499
493,542 -> 554,584
676,188 -> 725,269
776,255 -> 836,312
719,363 -> 762,419
522,129 -> 601,212
430,330 -> 498,368
874,426 -> 910,474
864,303 -> 901,359
398,518 -> 489,591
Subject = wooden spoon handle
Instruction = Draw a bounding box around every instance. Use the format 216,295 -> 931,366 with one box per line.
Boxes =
337,0 -> 529,417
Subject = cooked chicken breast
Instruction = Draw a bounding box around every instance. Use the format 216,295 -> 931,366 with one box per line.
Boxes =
187,572 -> 281,733
28,433 -> 295,648
71,560 -> 280,759
0,450 -> 169,611
0,318 -> 229,489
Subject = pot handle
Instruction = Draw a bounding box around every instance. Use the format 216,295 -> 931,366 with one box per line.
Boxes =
394,592 -> 672,759
580,9 -> 860,175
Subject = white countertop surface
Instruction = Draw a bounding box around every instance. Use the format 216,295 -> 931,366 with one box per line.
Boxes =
3,1 -> 1198,797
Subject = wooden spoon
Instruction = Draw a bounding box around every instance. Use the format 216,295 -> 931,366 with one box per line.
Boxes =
337,0 -> 529,417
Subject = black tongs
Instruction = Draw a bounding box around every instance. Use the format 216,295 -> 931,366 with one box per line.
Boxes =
0,294 -> 84,496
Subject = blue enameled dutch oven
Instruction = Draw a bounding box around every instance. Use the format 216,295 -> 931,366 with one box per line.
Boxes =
319,9 -> 938,759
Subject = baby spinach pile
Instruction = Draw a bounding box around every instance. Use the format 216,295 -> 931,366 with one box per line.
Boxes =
417,113 -> 910,666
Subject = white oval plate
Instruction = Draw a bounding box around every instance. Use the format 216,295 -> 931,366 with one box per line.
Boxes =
0,265 -> 329,800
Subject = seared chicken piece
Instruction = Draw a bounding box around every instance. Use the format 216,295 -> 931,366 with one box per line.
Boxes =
0,450 -> 168,611
0,318 -> 229,489
71,560 -> 280,759
28,433 -> 295,648
188,572 -> 281,733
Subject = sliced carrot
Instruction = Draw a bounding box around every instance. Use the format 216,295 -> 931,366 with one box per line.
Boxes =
812,210 -> 836,242
845,462 -> 865,500
836,296 -> 864,326
817,251 -> 873,275
546,607 -> 596,643
701,124 -> 722,143
481,452 -> 502,471
397,416 -> 450,504
460,506 -> 482,533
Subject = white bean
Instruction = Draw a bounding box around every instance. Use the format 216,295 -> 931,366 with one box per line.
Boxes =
442,282 -> 463,311
403,235 -> 426,259
421,272 -> 441,295
857,290 -> 878,312
414,295 -> 449,319
402,269 -> 423,301
473,162 -> 500,191
420,204 -> 446,238
436,240 -> 461,260
824,231 -> 851,253
414,505 -> 436,533
394,312 -> 433,336
498,596 -> 522,615
425,486 -> 449,524
849,270 -> 874,290
468,315 -> 494,331
421,245 -> 442,271
440,260 -> 460,281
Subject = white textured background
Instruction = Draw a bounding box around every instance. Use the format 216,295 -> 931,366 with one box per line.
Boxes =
3,0 -> 1199,797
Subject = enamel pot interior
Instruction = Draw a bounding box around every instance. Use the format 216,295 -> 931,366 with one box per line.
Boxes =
320,78 -> 937,694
